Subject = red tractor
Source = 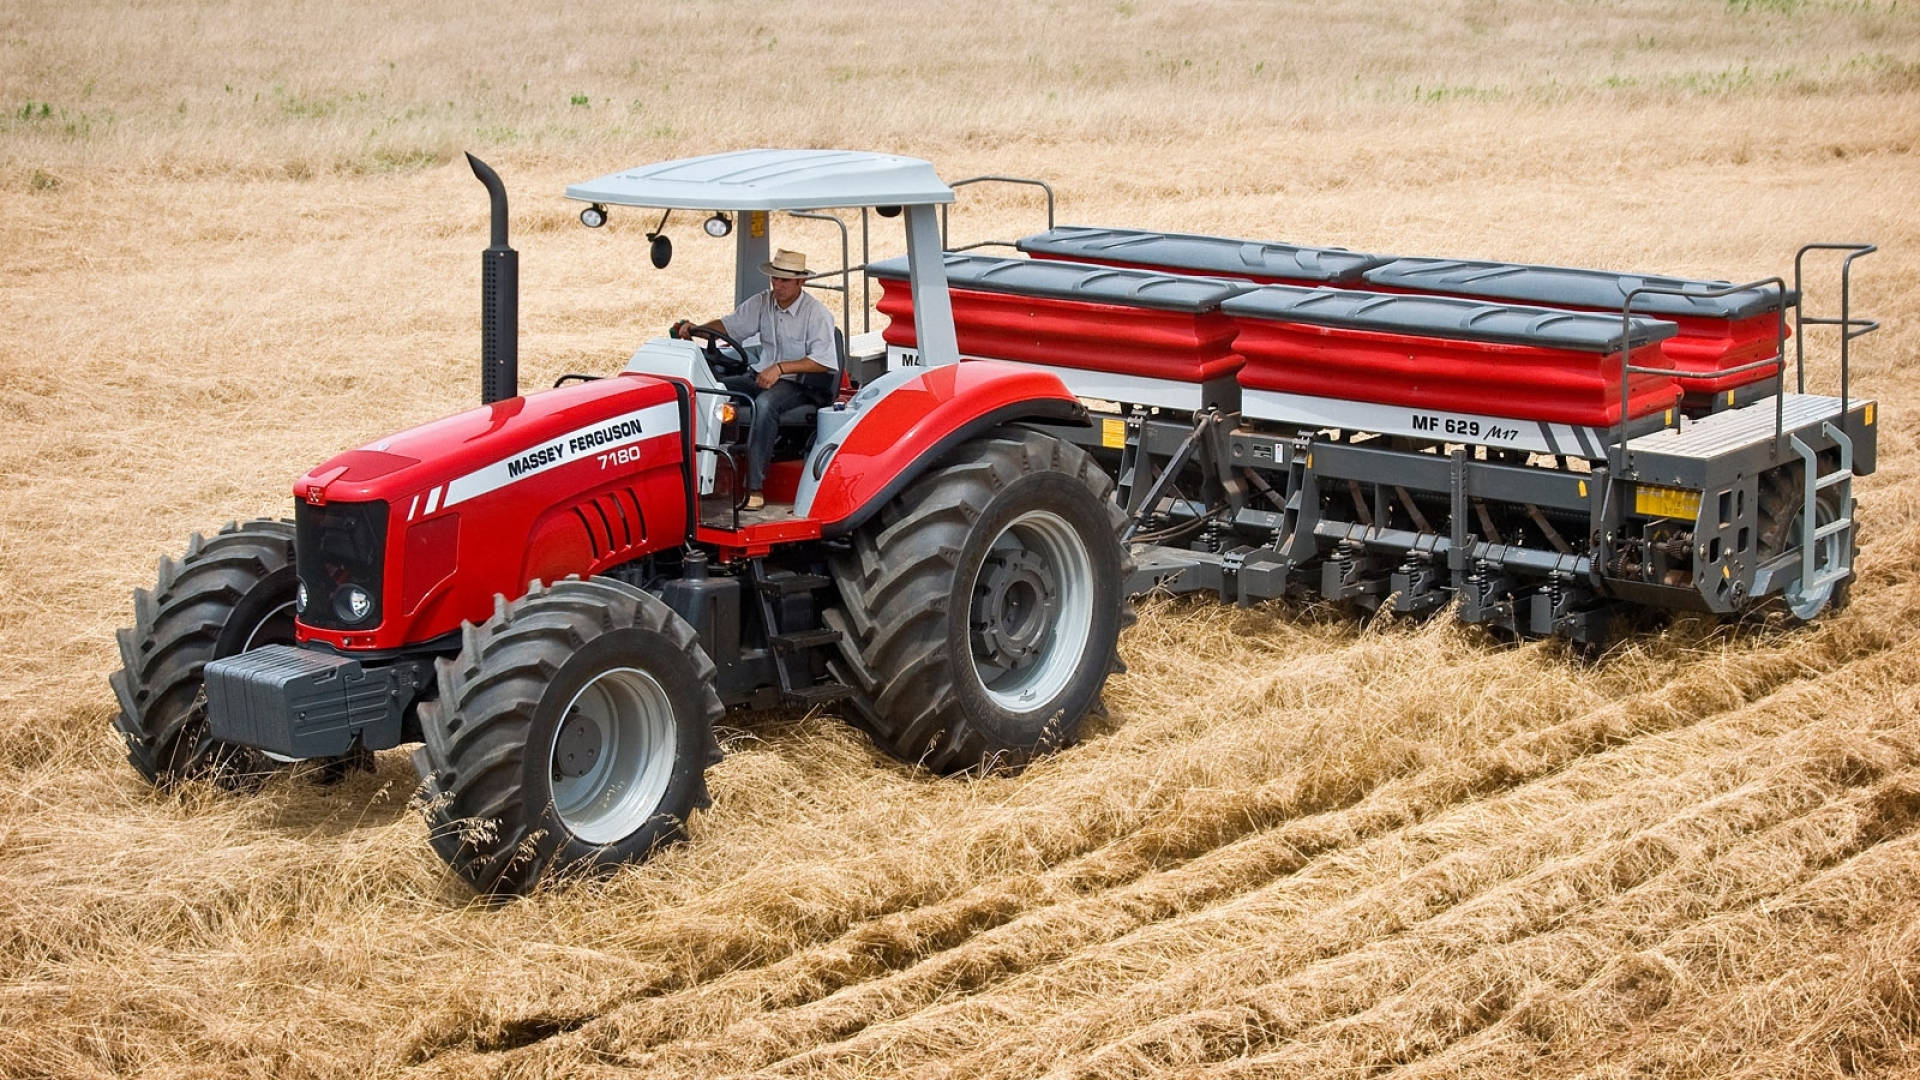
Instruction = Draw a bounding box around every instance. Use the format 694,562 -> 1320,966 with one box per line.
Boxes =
110,151 -> 1131,894
113,148 -> 1879,895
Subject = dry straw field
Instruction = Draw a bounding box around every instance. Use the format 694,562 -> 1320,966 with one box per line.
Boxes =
4,0 -> 1920,1076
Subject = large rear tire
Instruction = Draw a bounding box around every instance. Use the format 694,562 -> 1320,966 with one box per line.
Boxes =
412,577 -> 723,896
826,427 -> 1131,774
108,519 -> 299,788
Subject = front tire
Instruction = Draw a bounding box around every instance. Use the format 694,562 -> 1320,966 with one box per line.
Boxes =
412,577 -> 723,896
108,519 -> 299,788
826,427 -> 1131,774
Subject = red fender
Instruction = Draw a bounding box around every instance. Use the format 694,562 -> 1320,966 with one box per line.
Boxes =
801,361 -> 1087,535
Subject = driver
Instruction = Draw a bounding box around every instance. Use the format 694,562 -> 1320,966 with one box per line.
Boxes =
672,248 -> 837,511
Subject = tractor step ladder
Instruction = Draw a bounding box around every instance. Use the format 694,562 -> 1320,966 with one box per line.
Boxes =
1788,421 -> 1855,595
748,562 -> 853,707
769,627 -> 844,652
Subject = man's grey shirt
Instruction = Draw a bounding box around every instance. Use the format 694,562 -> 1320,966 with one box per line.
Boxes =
721,289 -> 839,374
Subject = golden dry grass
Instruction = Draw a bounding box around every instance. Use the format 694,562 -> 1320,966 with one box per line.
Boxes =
3,1 -> 1920,1077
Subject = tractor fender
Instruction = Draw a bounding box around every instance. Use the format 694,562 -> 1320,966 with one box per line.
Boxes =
794,362 -> 1087,537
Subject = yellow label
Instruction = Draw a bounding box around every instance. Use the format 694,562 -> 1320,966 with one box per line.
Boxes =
1665,409 -> 1674,425
1722,564 -> 1732,579
1579,480 -> 1587,498
1634,484 -> 1702,521
749,211 -> 768,239
1726,391 -> 1735,406
1865,403 -> 1875,426
1101,417 -> 1125,449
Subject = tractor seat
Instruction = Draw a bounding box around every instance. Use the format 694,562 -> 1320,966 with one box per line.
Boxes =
773,328 -> 851,430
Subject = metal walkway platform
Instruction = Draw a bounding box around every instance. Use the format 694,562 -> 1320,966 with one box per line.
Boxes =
1626,393 -> 1872,487
1628,394 -> 1841,458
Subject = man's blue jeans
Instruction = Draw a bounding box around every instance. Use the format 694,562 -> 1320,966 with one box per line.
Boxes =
721,372 -> 825,492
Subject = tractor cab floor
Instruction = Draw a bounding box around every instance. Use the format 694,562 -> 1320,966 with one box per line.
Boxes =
699,495 -> 802,530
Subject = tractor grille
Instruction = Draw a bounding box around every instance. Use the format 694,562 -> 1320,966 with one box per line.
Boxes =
570,486 -> 649,561
295,500 -> 389,630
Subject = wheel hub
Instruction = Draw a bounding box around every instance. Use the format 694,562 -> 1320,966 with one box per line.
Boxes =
965,508 -> 1094,710
972,548 -> 1057,672
552,710 -> 603,780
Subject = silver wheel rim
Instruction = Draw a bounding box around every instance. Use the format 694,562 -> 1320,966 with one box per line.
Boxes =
968,509 -> 1095,711
1784,501 -> 1841,620
549,667 -> 678,844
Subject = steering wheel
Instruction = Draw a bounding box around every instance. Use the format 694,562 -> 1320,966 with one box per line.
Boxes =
683,325 -> 753,378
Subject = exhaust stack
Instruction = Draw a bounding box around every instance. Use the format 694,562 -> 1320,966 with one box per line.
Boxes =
467,153 -> 518,405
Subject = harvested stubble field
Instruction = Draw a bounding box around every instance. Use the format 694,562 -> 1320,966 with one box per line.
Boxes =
4,1 -> 1920,1077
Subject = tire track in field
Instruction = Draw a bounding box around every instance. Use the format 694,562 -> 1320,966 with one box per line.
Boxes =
1009,654 -> 1920,1080
727,643 -> 1918,1080
1061,667 -> 1920,1077
1388,864 -> 1920,1078
1382,759 -> 1920,1078
1169,760 -> 1920,1080
1214,785 -> 1920,1080
540,621 -> 1915,1077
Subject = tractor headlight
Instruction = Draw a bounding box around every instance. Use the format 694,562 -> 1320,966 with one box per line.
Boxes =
335,585 -> 374,624
296,580 -> 309,614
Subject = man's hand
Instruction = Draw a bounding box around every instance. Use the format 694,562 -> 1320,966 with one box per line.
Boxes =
754,363 -> 783,390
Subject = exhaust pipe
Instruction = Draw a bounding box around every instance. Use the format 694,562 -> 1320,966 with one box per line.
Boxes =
467,152 -> 518,405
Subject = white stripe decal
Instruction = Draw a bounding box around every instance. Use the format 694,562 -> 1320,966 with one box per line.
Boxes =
1242,388 -> 1612,458
424,486 -> 441,514
441,401 -> 681,510
407,494 -> 419,520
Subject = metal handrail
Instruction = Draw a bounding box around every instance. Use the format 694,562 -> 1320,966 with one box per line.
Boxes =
939,175 -> 1056,251
1610,275 -> 1789,470
945,240 -> 1027,254
787,209 -> 852,337
691,386 -> 748,530
1793,243 -> 1878,415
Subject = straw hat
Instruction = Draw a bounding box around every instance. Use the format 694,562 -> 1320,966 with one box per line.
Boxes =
760,248 -> 815,280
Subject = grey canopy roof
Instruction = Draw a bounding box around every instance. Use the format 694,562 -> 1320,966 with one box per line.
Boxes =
565,149 -> 955,212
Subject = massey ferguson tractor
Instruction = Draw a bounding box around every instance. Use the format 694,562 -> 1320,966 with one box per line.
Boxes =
110,149 -> 1878,896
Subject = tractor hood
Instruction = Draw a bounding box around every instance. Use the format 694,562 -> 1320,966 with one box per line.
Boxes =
294,373 -> 682,510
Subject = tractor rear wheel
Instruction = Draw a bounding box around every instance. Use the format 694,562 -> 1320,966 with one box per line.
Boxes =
109,519 -> 299,788
826,426 -> 1130,774
412,577 -> 723,896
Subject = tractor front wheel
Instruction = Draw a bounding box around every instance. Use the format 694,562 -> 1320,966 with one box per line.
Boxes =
826,426 -> 1130,774
109,519 -> 300,788
412,577 -> 723,896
